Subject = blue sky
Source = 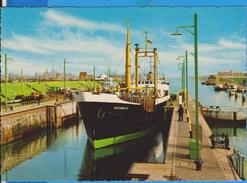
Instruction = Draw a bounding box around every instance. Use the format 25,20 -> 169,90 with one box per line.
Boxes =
1,7 -> 246,77
5,0 -> 247,7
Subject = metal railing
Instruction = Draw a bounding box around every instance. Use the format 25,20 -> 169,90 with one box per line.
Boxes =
1,97 -> 66,113
231,148 -> 247,180
203,105 -> 247,113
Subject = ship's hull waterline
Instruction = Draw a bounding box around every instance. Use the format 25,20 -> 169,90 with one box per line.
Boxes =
76,92 -> 170,149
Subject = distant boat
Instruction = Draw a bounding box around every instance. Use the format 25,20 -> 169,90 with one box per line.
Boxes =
235,92 -> 243,98
74,25 -> 170,149
214,84 -> 224,91
228,90 -> 236,96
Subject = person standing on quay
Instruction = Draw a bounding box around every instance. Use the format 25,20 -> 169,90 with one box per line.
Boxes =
225,134 -> 230,150
178,104 -> 184,121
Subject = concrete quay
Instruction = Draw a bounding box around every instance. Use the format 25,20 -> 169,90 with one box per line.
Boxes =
128,97 -> 240,180
1,100 -> 78,145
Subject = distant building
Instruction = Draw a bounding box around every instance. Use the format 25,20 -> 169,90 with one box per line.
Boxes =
79,72 -> 87,80
217,70 -> 246,78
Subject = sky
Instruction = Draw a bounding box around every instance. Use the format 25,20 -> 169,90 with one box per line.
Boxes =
1,7 -> 246,78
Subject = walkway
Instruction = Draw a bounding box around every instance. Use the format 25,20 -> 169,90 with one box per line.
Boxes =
127,97 -> 240,180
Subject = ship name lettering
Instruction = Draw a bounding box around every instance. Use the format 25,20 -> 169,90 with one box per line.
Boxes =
114,106 -> 128,110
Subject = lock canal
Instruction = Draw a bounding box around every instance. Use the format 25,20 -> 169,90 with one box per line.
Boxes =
1,78 -> 246,181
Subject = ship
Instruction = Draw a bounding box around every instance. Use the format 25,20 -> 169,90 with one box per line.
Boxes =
73,24 -> 170,149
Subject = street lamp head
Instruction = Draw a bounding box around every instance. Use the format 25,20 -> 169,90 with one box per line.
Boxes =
7,57 -> 14,62
171,31 -> 182,36
177,56 -> 184,60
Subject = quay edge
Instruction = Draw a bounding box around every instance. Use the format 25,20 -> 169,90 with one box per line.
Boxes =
1,100 -> 78,145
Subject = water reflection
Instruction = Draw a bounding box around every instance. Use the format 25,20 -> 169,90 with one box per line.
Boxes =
1,111 -> 171,181
2,78 -> 245,180
78,129 -> 166,181
1,120 -> 86,181
1,132 -> 48,174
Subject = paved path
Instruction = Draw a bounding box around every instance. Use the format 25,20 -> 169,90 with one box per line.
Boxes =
187,98 -> 239,180
128,98 -> 239,180
175,103 -> 225,180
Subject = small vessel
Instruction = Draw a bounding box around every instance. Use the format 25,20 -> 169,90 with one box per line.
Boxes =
214,84 -> 224,91
201,81 -> 205,85
228,88 -> 237,96
235,92 -> 243,98
203,80 -> 215,86
74,24 -> 170,149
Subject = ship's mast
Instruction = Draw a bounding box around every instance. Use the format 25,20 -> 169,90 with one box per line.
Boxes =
135,44 -> 139,90
144,31 -> 148,57
125,22 -> 131,93
153,48 -> 158,96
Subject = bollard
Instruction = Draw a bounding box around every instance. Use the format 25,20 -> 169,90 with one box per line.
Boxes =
189,131 -> 192,138
244,158 -> 247,180
233,112 -> 237,136
189,122 -> 192,138
194,160 -> 203,171
240,155 -> 244,179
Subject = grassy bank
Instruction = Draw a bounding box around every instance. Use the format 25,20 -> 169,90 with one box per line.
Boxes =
1,81 -> 100,100
218,78 -> 246,86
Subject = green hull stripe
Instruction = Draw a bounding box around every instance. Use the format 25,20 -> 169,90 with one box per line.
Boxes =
89,127 -> 154,149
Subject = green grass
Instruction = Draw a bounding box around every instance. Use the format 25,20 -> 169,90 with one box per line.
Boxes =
1,81 -> 100,100
219,77 -> 246,86
28,82 -> 48,94
230,78 -> 246,85
1,83 -> 33,99
218,78 -> 229,84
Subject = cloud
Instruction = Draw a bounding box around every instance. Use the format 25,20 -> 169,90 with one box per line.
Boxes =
2,31 -> 124,61
169,37 -> 245,63
218,38 -> 245,50
1,56 -> 48,74
41,10 -> 125,33
2,9 -> 245,77
2,34 -> 49,54
3,31 -> 245,77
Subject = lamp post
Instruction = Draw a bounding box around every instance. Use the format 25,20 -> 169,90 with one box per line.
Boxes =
63,59 -> 69,91
182,58 -> 185,92
4,53 -> 14,112
93,65 -> 96,90
185,51 -> 188,111
177,63 -> 183,91
177,50 -> 188,110
171,13 -> 202,170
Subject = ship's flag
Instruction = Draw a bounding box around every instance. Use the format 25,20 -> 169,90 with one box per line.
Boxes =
146,39 -> 152,45
2,0 -> 7,6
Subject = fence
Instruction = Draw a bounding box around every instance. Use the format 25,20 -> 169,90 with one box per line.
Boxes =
204,105 -> 247,113
1,96 -> 65,113
231,148 -> 247,180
